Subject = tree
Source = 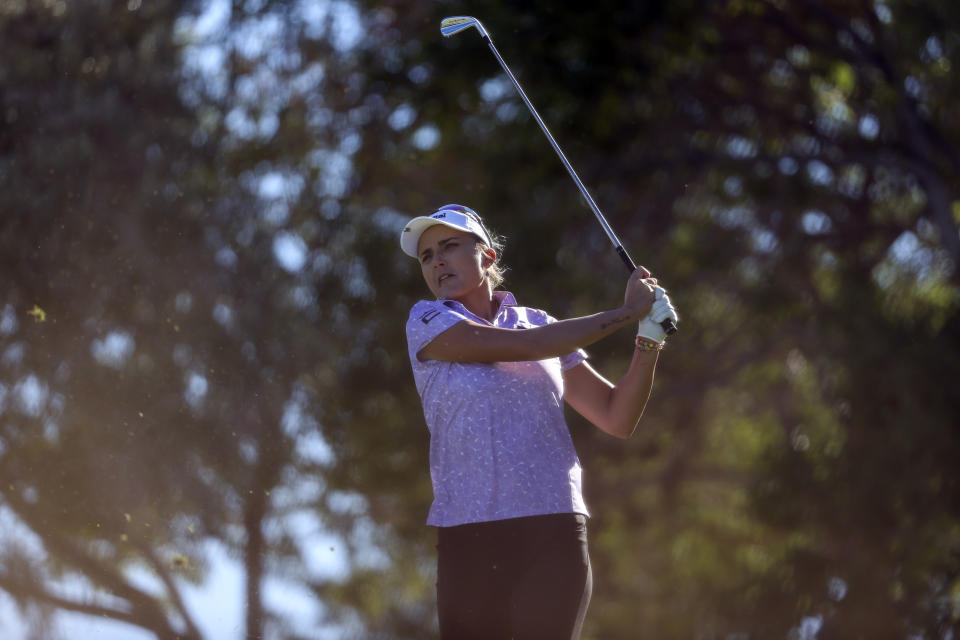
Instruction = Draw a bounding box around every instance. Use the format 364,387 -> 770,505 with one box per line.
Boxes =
2,0 -> 958,638
0,0 -> 378,637
337,0 -> 960,637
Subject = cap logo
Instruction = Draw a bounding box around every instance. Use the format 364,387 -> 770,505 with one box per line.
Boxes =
432,212 -> 447,219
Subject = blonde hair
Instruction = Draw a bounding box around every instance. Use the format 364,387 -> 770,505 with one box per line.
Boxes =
477,231 -> 507,289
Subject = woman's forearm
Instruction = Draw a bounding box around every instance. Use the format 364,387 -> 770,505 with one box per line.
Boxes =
523,307 -> 641,359
604,348 -> 658,438
418,306 -> 642,364
562,345 -> 659,439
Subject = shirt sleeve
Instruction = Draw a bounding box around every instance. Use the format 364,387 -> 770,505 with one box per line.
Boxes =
405,300 -> 471,364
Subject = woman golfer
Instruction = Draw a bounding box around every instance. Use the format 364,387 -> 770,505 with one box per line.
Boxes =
401,204 -> 677,639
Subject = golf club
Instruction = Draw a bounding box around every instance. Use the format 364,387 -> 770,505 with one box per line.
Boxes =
440,16 -> 677,335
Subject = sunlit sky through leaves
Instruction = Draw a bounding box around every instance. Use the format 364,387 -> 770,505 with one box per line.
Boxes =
2,1 -> 365,638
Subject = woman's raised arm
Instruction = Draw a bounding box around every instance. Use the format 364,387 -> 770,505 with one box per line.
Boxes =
562,351 -> 657,439
417,269 -> 658,363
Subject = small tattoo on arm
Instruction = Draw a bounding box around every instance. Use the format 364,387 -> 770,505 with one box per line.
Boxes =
600,315 -> 629,330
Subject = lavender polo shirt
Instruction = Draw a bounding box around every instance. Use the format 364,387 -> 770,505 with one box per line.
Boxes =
405,290 -> 590,527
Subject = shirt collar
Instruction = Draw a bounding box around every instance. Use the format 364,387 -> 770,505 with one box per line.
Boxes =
441,290 -> 517,324
493,290 -> 517,307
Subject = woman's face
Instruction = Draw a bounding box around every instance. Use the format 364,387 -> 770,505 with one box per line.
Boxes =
417,225 -> 492,300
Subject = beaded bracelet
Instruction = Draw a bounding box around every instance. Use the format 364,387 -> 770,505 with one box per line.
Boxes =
635,336 -> 665,351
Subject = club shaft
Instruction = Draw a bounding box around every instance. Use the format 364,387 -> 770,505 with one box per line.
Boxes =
482,37 -> 629,263
479,32 -> 677,335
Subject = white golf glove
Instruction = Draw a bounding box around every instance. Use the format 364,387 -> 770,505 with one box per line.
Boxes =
637,288 -> 678,344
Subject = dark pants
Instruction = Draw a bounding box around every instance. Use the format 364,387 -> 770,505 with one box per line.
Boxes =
436,513 -> 592,640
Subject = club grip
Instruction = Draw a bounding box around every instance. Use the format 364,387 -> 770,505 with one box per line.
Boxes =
615,246 -> 678,336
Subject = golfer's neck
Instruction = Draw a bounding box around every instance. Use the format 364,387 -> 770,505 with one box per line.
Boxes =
456,285 -> 497,323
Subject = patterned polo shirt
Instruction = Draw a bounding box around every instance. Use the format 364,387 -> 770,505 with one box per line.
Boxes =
405,290 -> 590,527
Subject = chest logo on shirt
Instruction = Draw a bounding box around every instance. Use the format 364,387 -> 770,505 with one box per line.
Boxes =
420,310 -> 442,324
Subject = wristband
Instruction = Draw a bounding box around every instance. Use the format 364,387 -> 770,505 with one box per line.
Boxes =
635,336 -> 664,351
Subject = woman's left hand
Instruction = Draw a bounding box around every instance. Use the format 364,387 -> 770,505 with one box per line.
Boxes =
637,288 -> 679,343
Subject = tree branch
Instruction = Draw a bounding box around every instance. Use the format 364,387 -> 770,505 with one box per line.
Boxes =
0,572 -> 140,627
130,537 -> 204,640
0,487 -> 188,638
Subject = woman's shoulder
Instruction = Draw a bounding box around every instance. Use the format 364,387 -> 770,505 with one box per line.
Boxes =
406,298 -> 467,325
408,298 -> 440,312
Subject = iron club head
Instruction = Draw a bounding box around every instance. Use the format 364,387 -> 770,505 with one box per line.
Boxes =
440,16 -> 489,40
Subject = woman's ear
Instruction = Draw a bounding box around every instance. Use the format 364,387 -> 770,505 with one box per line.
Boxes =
481,248 -> 497,268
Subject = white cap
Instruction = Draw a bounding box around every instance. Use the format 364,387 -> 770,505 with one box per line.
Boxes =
400,204 -> 493,258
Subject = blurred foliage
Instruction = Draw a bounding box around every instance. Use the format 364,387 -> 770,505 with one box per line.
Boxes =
0,0 -> 958,638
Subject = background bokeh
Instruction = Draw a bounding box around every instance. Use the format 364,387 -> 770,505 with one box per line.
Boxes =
1,0 -> 958,638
